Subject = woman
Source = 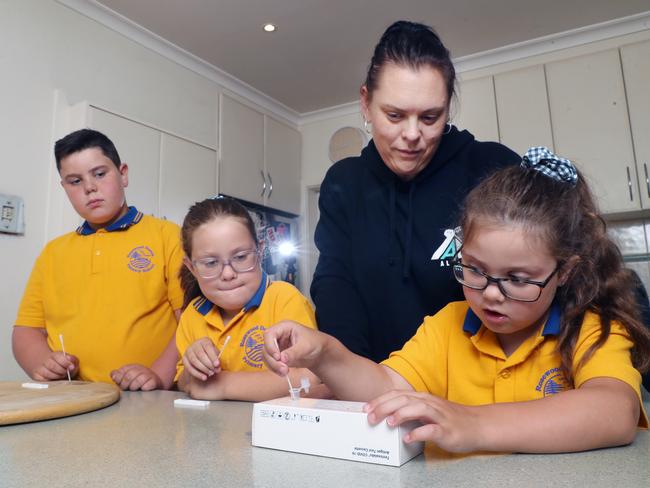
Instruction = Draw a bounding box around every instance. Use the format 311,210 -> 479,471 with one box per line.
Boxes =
310,20 -> 520,362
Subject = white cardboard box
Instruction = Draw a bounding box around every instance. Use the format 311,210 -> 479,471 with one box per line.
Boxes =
252,397 -> 423,466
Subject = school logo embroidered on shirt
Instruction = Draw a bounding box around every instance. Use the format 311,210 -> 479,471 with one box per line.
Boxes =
430,228 -> 461,267
127,246 -> 155,273
241,325 -> 265,369
535,367 -> 570,396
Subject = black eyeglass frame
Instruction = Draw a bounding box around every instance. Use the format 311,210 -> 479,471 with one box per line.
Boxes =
452,260 -> 561,303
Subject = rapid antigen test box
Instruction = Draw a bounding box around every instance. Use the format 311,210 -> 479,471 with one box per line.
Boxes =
252,397 -> 423,466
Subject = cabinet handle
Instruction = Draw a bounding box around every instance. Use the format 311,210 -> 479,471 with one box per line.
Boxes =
626,166 -> 634,202
267,171 -> 273,199
645,164 -> 650,198
260,170 -> 266,197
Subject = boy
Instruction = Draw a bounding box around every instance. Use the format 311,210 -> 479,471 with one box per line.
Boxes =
12,129 -> 183,390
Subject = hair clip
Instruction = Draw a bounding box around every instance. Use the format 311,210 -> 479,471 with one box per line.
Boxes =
521,146 -> 578,186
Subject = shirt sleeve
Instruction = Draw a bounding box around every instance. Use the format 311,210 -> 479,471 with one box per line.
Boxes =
15,248 -> 47,328
162,221 -> 185,311
573,317 -> 648,428
310,167 -> 371,357
174,309 -> 194,381
275,284 -> 317,330
381,303 -> 459,396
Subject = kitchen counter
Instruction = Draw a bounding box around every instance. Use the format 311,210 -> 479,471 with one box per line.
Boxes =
1,390 -> 648,487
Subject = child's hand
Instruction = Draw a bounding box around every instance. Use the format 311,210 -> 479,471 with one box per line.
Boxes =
111,364 -> 162,391
363,390 -> 480,453
33,351 -> 78,381
183,337 -> 222,381
263,320 -> 327,376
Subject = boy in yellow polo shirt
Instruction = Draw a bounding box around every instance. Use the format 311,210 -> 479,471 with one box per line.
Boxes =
175,197 -> 319,401
13,129 -> 183,390
263,149 -> 650,454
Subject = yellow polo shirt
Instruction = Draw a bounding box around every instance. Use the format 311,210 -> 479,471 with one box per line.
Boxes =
175,274 -> 316,380
15,207 -> 184,383
383,301 -> 648,427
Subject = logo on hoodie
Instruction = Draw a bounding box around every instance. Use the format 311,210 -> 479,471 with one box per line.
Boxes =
431,228 -> 460,267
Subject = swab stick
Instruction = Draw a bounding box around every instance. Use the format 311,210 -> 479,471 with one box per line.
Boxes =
58,334 -> 72,382
217,335 -> 231,359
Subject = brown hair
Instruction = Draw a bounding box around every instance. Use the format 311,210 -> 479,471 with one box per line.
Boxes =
460,164 -> 650,380
364,20 -> 456,106
179,197 -> 258,309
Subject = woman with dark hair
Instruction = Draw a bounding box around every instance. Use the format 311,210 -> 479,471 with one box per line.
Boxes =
311,20 -> 520,362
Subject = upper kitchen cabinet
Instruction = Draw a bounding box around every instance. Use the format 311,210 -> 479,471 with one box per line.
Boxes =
546,49 -> 637,214
88,107 -> 161,217
159,133 -> 217,226
621,40 -> 650,210
219,93 -> 302,215
494,65 -> 554,156
264,116 -> 301,215
219,93 -> 266,205
454,76 -> 499,142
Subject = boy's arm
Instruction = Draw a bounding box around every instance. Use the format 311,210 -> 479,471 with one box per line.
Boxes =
12,326 -> 78,381
111,309 -> 181,391
148,309 -> 182,389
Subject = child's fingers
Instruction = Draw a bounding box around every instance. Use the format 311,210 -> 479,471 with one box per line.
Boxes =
182,353 -> 210,381
365,392 -> 414,425
200,340 -> 221,368
187,345 -> 216,376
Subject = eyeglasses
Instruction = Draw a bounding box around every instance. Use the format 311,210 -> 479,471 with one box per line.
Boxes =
192,250 -> 259,279
452,261 -> 560,302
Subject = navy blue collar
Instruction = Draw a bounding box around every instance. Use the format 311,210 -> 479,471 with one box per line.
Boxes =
462,301 -> 561,336
193,272 -> 269,317
76,206 -> 142,235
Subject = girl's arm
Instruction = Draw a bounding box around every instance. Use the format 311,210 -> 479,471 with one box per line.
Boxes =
366,377 -> 640,453
185,367 -> 320,402
263,320 -> 412,401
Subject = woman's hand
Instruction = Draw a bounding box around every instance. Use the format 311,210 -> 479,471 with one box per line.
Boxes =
183,337 -> 222,381
363,390 -> 481,453
32,351 -> 78,381
262,320 -> 328,376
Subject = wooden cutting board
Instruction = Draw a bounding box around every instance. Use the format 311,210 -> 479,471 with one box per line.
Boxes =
0,380 -> 120,426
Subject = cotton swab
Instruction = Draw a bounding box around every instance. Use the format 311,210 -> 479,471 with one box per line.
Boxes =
217,335 -> 231,359
58,334 -> 72,382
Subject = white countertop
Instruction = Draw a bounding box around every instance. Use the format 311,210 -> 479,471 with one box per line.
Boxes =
1,390 -> 648,487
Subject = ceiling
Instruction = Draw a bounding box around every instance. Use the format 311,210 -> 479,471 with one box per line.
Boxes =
94,0 -> 650,114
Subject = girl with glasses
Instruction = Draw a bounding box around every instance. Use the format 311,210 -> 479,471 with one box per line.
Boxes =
175,197 -> 319,401
264,147 -> 650,454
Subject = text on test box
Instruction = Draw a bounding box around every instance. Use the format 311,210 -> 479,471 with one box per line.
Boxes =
251,397 -> 423,466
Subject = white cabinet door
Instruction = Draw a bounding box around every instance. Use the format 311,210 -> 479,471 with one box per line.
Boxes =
494,65 -> 554,156
455,76 -> 499,142
264,116 -> 301,215
88,108 -> 161,216
621,40 -> 650,210
546,49 -> 637,214
159,133 -> 217,226
219,93 -> 265,205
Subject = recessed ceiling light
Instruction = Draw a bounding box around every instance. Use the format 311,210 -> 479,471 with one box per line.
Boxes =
263,23 -> 277,33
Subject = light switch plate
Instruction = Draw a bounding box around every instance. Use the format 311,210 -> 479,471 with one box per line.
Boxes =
0,194 -> 25,234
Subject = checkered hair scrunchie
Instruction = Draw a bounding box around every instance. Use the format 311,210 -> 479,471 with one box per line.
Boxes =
521,146 -> 578,186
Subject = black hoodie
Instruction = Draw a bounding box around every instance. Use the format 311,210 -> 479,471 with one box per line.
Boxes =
310,126 -> 520,362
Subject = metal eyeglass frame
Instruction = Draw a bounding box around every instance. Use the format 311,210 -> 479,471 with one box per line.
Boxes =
192,250 -> 260,279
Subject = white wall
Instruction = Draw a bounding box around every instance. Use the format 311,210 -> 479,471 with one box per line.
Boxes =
0,0 -> 219,380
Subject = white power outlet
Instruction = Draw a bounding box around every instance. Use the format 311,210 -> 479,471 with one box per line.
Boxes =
0,194 -> 25,235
